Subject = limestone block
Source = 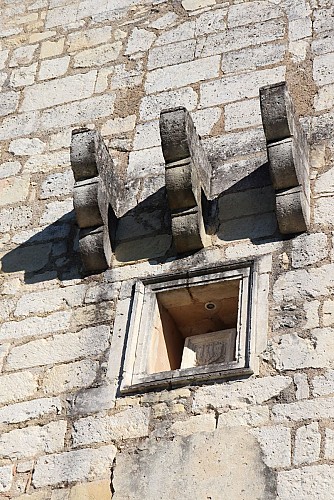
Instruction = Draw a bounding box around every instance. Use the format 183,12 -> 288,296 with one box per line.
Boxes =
193,376 -> 292,411
125,27 -> 156,55
40,38 -> 64,59
21,71 -> 97,111
0,465 -> 13,492
200,66 -> 286,107
223,43 -> 285,74
168,414 -> 216,437
42,359 -> 98,395
217,405 -> 270,427
0,176 -> 30,206
139,87 -> 198,121
9,44 -> 37,67
252,425 -> 291,468
10,63 -> 37,87
32,445 -> 117,487
181,0 -> 216,10
291,232 -> 327,268
68,26 -> 112,52
40,170 -> 74,199
0,397 -> 62,425
69,480 -> 112,500
0,310 -> 71,342
155,21 -> 195,46
325,428 -> 334,459
277,465 -> 334,500
112,429 -> 276,499
9,138 -> 45,156
0,371 -> 38,405
145,56 -> 220,94
6,325 -> 110,370
294,423 -> 321,465
0,420 -> 66,459
0,91 -> 19,117
73,42 -> 122,68
312,370 -> 334,397
39,56 -> 69,80
272,397 -> 334,422
0,160 -> 21,178
72,407 -> 150,446
294,373 -> 310,400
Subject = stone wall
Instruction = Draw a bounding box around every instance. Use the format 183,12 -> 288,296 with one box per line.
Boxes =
0,0 -> 334,498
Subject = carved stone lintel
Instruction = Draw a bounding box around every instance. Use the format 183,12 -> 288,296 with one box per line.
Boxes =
159,107 -> 210,254
260,82 -> 310,234
70,128 -> 117,271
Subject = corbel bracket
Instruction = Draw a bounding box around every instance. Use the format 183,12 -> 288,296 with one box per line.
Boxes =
260,81 -> 310,234
70,128 -> 117,271
159,107 -> 209,254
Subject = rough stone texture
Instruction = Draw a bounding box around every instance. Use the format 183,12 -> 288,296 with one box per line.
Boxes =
0,397 -> 62,425
0,420 -> 67,459
113,429 -> 275,499
277,465 -> 334,500
293,422 -> 321,465
33,445 -> 117,487
72,407 -> 150,446
251,425 -> 291,468
0,2 -> 332,498
6,325 -> 110,370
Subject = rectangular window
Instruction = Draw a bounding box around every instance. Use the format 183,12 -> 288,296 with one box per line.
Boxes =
120,259 -> 268,393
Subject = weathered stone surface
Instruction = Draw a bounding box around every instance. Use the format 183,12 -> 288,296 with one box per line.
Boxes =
0,91 -> 19,117
42,359 -> 98,395
33,445 -> 117,487
312,370 -> 334,397
22,71 -> 97,111
0,420 -> 66,459
112,429 -> 275,499
40,38 -> 64,59
0,465 -> 13,493
201,66 -> 285,107
168,414 -> 216,437
68,26 -> 112,52
6,325 -> 110,370
271,329 -> 334,371
325,428 -> 334,459
291,232 -> 328,268
39,56 -> 70,80
294,422 -> 321,465
217,406 -> 270,427
251,425 -> 291,468
73,42 -> 122,68
277,465 -> 334,500
72,407 -> 150,446
10,63 -> 37,87
0,161 -> 21,179
68,480 -> 112,500
9,138 -> 45,156
139,88 -> 198,121
193,376 -> 292,411
40,170 -> 74,199
0,371 -> 38,405
0,397 -> 62,425
0,311 -> 71,340
145,56 -> 220,94
0,176 -> 30,206
272,397 -> 334,422
125,27 -> 156,55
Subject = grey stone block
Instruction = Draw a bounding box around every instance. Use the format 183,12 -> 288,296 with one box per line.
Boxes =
276,186 -> 309,234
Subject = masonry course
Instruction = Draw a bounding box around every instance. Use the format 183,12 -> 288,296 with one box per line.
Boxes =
0,1 -> 333,498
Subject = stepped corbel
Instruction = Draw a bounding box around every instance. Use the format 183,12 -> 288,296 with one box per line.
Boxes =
260,82 -> 310,234
70,128 -> 117,271
159,107 -> 210,254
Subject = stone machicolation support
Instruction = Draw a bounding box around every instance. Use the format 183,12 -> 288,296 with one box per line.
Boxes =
260,81 -> 310,234
70,128 -> 117,272
159,107 -> 209,254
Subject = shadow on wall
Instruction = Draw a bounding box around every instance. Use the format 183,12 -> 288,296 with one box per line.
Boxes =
1,211 -> 83,284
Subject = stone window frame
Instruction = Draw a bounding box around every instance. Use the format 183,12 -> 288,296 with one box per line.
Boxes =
119,256 -> 270,394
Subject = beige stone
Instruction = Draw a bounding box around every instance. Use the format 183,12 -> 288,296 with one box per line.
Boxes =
0,176 -> 30,206
69,480 -> 112,500
40,38 -> 65,59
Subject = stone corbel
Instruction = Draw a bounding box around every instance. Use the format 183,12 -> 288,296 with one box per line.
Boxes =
70,128 -> 117,271
159,107 -> 210,254
260,82 -> 310,234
